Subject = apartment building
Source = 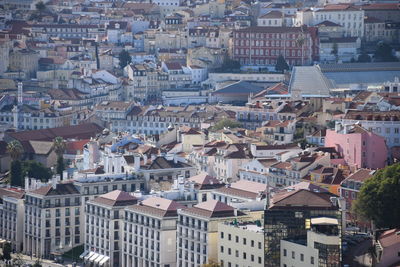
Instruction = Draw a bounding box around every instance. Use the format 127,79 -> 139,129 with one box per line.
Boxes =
82,190 -> 137,267
24,183 -> 82,259
267,152 -> 331,187
9,49 -> 39,78
123,197 -> 185,267
265,189 -> 343,267
30,24 -> 103,40
218,221 -> 264,267
177,200 -> 248,266
259,120 -> 297,145
239,158 -> 278,185
341,110 -> 400,153
296,4 -> 364,37
211,180 -> 267,206
0,188 -> 25,252
233,26 -> 317,66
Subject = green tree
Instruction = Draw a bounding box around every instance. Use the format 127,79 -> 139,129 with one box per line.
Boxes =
353,163 -> 400,229
7,140 -> 23,161
357,53 -> 371,63
221,56 -> 241,72
118,49 -> 131,69
374,42 -> 398,62
10,160 -> 23,187
211,119 -> 242,131
35,1 -> 46,12
2,242 -> 12,261
32,258 -> 42,267
53,137 -> 66,180
275,55 -> 289,73
12,253 -> 25,267
331,42 -> 339,62
22,161 -> 53,182
295,32 -> 305,65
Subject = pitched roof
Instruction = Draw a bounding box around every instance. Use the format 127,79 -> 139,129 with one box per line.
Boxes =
0,188 -> 25,199
213,81 -> 264,95
183,200 -> 239,218
91,190 -> 137,207
342,169 -> 375,183
270,189 -> 336,210
127,197 -> 185,217
7,123 -> 104,142
28,141 -> 53,155
188,172 -> 223,190
315,20 -> 342,27
30,183 -> 79,196
147,157 -> 192,170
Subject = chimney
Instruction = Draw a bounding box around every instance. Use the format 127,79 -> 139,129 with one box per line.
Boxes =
52,176 -> 57,189
24,177 -> 30,190
134,154 -> 140,171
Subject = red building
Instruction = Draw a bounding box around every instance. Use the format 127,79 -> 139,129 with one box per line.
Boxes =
340,169 -> 375,230
232,26 -> 319,66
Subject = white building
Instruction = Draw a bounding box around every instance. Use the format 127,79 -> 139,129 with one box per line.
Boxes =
82,190 -> 138,267
319,37 -> 361,63
123,197 -> 185,267
296,4 -> 364,37
0,188 -> 25,252
24,182 -> 82,259
177,200 -> 249,266
218,221 -> 264,267
239,158 -> 277,185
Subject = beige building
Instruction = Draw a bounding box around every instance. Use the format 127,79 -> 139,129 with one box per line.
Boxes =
82,190 -> 137,267
177,200 -> 249,266
218,221 -> 264,267
187,47 -> 225,70
123,197 -> 185,267
9,49 -> 39,78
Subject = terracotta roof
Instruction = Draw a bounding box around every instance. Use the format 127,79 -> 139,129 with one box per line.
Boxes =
91,190 -> 137,207
7,123 -> 103,142
0,188 -> 25,199
342,169 -> 374,183
361,3 -> 400,10
270,189 -> 336,210
259,11 -> 283,19
184,200 -> 238,218
315,20 -> 342,27
28,141 -> 53,155
30,183 -> 79,196
188,173 -> 223,190
255,143 -> 299,150
127,197 -> 185,217
65,139 -> 89,154
379,228 -> 400,248
235,26 -> 310,34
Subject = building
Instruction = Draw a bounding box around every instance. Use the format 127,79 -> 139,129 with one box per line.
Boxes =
239,158 -> 278,185
0,188 -> 25,252
265,189 -> 343,267
233,26 -> 316,66
218,221 -> 264,267
375,228 -> 400,267
8,49 -> 39,78
325,123 -> 388,169
319,37 -> 361,63
82,190 -> 138,267
177,200 -> 248,266
339,169 -> 374,229
296,4 -> 364,37
24,182 -> 82,259
123,197 -> 185,267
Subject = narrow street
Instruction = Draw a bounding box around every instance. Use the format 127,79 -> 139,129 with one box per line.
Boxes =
343,239 -> 374,267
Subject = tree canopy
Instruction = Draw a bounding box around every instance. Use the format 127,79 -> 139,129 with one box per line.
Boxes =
353,163 -> 400,229
22,161 -> 53,182
275,55 -> 289,73
35,1 -> 46,12
118,49 -> 132,69
211,119 -> 242,131
7,140 -> 23,161
373,42 -> 398,62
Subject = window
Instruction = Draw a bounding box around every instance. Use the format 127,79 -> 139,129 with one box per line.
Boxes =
243,252 -> 246,259
220,232 -> 224,239
292,251 -> 295,259
283,249 -> 287,256
301,253 -> 304,261
243,238 -> 246,245
228,234 -> 231,241
251,240 -> 254,247
311,256 -> 315,264
235,250 -> 239,257
220,246 -> 224,253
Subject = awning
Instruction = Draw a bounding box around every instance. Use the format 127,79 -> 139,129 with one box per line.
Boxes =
84,251 -> 95,261
79,251 -> 89,259
311,217 -> 339,225
89,252 -> 101,262
94,255 -> 105,264
99,256 -> 110,266
0,239 -> 7,244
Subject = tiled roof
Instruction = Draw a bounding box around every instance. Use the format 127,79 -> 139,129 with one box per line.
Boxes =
342,169 -> 374,183
91,190 -> 137,207
146,157 -> 192,170
127,197 -> 185,217
379,228 -> 400,248
183,200 -> 239,218
30,183 -> 79,196
7,123 -> 103,142
213,81 -> 264,95
28,141 -> 53,155
188,173 -> 223,190
0,188 -> 25,199
315,20 -> 342,27
270,189 -> 336,210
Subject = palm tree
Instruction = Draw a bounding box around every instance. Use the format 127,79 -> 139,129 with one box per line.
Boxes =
7,140 -> 24,187
295,29 -> 306,65
7,140 -> 23,161
53,137 -> 66,180
53,136 -> 66,157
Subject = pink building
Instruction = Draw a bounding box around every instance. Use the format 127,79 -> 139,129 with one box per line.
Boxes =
325,124 -> 388,169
